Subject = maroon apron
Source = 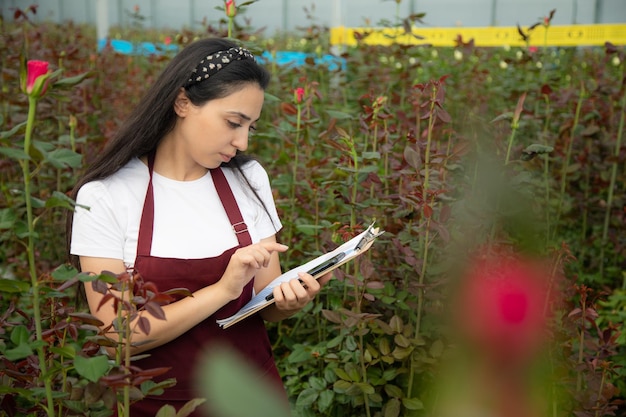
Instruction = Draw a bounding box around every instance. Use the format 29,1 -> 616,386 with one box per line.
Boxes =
127,153 -> 286,416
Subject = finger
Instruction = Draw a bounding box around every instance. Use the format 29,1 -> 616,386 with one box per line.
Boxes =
316,271 -> 334,286
260,242 -> 289,254
297,272 -> 321,294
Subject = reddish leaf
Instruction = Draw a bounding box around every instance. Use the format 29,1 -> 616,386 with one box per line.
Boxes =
403,146 -> 421,170
423,204 -> 433,218
322,309 -> 342,324
436,107 -> 451,123
137,315 -> 151,335
280,102 -> 297,115
69,312 -> 105,326
144,301 -> 166,320
568,307 -> 582,317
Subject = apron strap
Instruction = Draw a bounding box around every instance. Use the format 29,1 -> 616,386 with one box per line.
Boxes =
136,151 -> 156,257
137,151 -> 253,256
210,167 -> 253,247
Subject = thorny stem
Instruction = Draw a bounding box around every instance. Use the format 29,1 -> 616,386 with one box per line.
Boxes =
22,95 -> 55,417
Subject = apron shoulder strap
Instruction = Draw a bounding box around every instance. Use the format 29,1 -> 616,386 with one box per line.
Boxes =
210,167 -> 253,247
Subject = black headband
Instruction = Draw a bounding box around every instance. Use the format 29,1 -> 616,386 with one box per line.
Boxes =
186,46 -> 255,87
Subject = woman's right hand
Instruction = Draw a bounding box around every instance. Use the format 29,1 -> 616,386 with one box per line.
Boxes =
220,241 -> 288,299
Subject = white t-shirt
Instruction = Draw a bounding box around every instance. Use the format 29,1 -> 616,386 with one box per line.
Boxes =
71,158 -> 282,269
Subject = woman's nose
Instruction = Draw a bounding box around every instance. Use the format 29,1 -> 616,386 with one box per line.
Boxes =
232,130 -> 249,152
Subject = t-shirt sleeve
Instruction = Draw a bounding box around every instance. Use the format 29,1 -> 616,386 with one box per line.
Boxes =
70,181 -> 125,260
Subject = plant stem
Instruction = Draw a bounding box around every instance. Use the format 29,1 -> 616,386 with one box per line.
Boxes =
21,95 -> 55,417
409,84 -> 437,399
553,82 -> 584,240
599,85 -> 625,279
576,291 -> 587,393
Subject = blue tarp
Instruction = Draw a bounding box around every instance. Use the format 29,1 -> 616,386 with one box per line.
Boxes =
97,39 -> 346,71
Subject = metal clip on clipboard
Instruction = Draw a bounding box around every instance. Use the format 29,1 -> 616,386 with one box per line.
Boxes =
355,222 -> 384,252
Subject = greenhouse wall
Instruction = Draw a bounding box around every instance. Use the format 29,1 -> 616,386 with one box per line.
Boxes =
2,0 -> 625,38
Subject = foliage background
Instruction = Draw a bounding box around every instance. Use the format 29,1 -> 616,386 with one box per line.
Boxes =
0,3 -> 625,417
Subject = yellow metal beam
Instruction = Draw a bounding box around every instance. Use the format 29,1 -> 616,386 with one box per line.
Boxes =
330,24 -> 626,47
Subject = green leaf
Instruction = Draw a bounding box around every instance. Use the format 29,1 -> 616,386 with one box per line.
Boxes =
295,388 -> 319,407
155,405 -> 176,417
0,121 -> 27,140
46,148 -> 82,168
51,263 -> 79,281
333,368 -> 352,382
174,398 -> 206,417
0,278 -> 30,293
4,343 -> 34,361
333,379 -> 352,393
491,111 -> 513,123
402,397 -> 424,410
0,146 -> 30,161
354,382 -> 375,394
287,345 -> 313,363
74,355 -> 110,382
50,344 -> 76,359
0,208 -> 17,229
263,92 -> 281,102
10,325 -> 30,345
52,71 -> 93,88
521,143 -> 554,161
309,376 -> 327,391
318,390 -> 334,413
141,378 -> 177,396
325,109 -> 353,120
45,191 -> 77,210
384,384 -> 404,398
429,339 -> 445,358
384,398 -> 401,417
362,151 -> 381,160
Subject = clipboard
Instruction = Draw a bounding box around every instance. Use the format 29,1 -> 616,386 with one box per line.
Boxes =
216,222 -> 383,329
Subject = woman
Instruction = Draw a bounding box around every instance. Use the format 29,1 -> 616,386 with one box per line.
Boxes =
67,37 -> 329,416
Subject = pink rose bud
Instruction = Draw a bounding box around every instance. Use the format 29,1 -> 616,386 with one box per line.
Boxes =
225,0 -> 236,17
294,87 -> 305,103
26,60 -> 50,95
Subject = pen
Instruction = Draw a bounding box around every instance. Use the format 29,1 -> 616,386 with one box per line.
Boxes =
265,252 -> 346,301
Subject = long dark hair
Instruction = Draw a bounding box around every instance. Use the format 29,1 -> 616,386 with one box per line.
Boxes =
66,37 -> 272,269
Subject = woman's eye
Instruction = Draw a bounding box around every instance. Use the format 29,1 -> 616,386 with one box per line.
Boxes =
227,120 -> 241,129
249,125 -> 257,132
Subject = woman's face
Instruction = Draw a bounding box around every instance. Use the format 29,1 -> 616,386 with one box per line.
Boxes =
174,83 -> 265,170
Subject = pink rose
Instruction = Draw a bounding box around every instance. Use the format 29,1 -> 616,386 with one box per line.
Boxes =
455,251 -> 551,367
26,60 -> 50,95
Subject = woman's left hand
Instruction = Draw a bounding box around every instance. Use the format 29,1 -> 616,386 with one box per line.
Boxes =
271,271 -> 333,311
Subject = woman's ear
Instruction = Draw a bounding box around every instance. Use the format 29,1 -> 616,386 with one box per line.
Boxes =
174,88 -> 190,117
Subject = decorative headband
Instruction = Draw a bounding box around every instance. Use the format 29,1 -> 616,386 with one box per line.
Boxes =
186,46 -> 255,87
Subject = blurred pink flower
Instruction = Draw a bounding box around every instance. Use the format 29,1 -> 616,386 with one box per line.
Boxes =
528,45 -> 539,54
456,251 -> 550,367
26,60 -> 50,95
294,87 -> 305,104
164,36 -> 172,46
